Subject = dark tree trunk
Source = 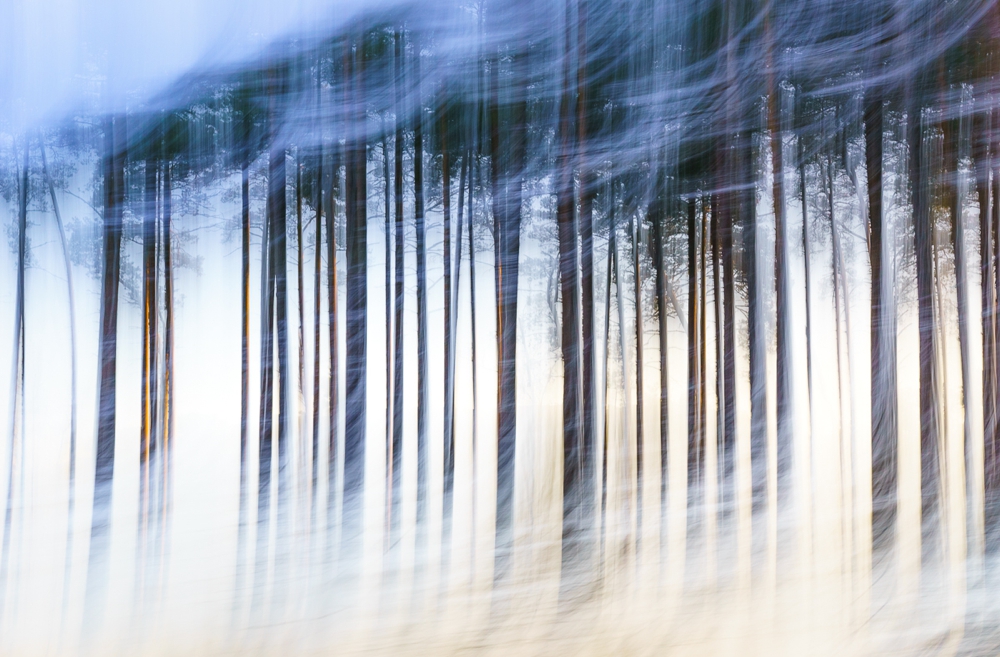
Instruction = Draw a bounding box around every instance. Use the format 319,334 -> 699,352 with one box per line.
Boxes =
382,127 -> 392,551
86,116 -> 125,620
413,42 -> 430,550
687,198 -> 701,499
558,0 -> 583,576
865,91 -> 897,551
577,0 -> 597,554
138,150 -> 160,600
343,37 -> 368,557
769,68 -> 791,503
493,52 -> 525,580
312,102 -> 324,527
909,87 -> 941,564
272,130 -> 291,601
390,30 -> 405,548
979,100 -> 999,547
255,148 -> 276,613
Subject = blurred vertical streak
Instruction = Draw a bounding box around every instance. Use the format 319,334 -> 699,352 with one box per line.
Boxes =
39,134 -> 78,625
390,28 -> 405,554
0,142 -> 28,624
343,33 -> 368,563
559,0 -> 583,588
85,115 -> 125,628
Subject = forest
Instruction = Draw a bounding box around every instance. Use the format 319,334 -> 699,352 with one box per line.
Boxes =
1,0 -> 999,654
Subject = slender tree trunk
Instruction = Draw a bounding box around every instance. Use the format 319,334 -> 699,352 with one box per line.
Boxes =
651,167 -> 669,526
382,127 -> 392,551
746,137 -> 766,523
600,182 -> 615,563
577,0 -> 597,554
711,192 -> 725,524
138,151 -> 159,602
558,0 -> 583,575
343,37 -> 368,557
799,115 -> 814,437
255,148 -> 276,612
769,60 -> 791,503
413,42 -> 430,549
632,206 -> 644,557
272,124 -> 291,604
326,140 -> 340,563
493,51 -> 525,580
296,155 -> 306,503
158,157 -> 175,597
39,136 -> 78,618
236,128 -> 251,610
390,30 -> 405,548
0,143 -> 28,621
909,86 -> 941,564
442,103 -> 456,564
945,110 -> 973,563
866,91 -> 897,550
468,144 -> 480,576
312,107 -> 324,530
86,116 -> 125,621
687,198 -> 701,500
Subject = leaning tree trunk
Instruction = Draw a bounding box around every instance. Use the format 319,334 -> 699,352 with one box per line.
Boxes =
0,143 -> 29,621
39,135 -> 78,618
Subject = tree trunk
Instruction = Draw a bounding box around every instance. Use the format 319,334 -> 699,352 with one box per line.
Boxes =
493,51 -> 525,579
909,88 -> 941,564
390,30 -> 405,548
687,198 -> 701,499
865,91 -> 897,550
1,143 -> 28,620
577,0 -> 597,553
86,116 -> 125,620
558,0 -> 583,575
39,135 -> 78,616
343,37 -> 368,556
138,150 -> 159,601
413,42 -> 430,547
